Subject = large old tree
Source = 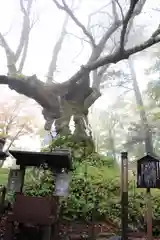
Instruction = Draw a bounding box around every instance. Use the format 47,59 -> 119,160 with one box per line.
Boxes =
0,0 -> 160,140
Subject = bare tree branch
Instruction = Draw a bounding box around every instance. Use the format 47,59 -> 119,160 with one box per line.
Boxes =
15,0 -> 33,62
0,0 -> 34,75
5,126 -> 25,151
92,0 -> 140,89
87,3 -> 111,29
53,0 -> 145,67
47,0 -> 79,84
114,0 -> 124,20
0,34 -> 12,55
152,24 -> 160,38
18,39 -> 29,73
87,2 -> 121,91
88,3 -> 111,19
0,0 -> 158,130
47,14 -> 69,83
91,41 -> 117,89
72,39 -> 85,63
92,64 -> 110,90
68,26 -> 160,84
5,105 -> 22,136
0,26 -> 159,107
90,0 -> 146,89
89,22 -> 121,62
66,32 -> 90,44
52,0 -> 96,48
30,15 -> 39,30
88,1 -> 142,63
92,45 -> 116,89
99,32 -> 160,67
120,0 -> 139,53
0,33 -> 17,74
153,8 -> 160,12
112,0 -> 119,22
104,79 -> 133,91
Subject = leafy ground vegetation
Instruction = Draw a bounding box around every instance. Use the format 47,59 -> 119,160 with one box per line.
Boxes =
1,136 -> 160,238
13,135 -> 160,236
0,168 -> 9,186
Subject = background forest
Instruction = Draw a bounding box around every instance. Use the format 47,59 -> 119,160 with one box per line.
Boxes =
0,0 -> 160,235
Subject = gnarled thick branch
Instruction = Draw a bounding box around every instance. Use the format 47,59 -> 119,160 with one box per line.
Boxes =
1,26 -> 159,105
0,75 -> 59,111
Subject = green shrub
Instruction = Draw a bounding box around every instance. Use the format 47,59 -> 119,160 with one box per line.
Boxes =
63,162 -> 120,221
0,168 -> 9,185
25,135 -> 119,221
23,135 -> 160,235
24,168 -> 160,234
24,168 -> 54,196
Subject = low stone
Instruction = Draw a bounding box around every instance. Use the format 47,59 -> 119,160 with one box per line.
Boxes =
108,236 -> 122,240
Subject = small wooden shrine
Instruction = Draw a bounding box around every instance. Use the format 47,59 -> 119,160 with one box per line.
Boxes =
4,149 -> 72,240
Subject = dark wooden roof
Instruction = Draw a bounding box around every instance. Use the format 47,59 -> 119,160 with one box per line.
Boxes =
0,152 -> 8,159
137,154 -> 159,162
0,138 -> 5,144
9,150 -> 72,170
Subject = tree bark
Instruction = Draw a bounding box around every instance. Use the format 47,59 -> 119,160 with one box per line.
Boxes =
54,97 -> 71,135
129,57 -> 154,155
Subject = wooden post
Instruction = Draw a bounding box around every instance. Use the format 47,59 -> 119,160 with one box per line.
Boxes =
121,152 -> 128,240
146,188 -> 152,240
7,168 -> 25,193
19,166 -> 25,193
0,186 -> 6,214
0,138 -> 5,151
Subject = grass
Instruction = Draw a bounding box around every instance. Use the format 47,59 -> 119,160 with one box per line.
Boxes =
0,168 -> 9,186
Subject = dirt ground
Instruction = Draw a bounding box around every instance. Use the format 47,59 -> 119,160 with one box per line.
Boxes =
1,214 -> 160,240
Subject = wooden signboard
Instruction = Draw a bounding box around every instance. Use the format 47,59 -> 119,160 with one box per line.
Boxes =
137,154 -> 160,189
137,154 -> 160,240
54,171 -> 71,197
7,169 -> 25,192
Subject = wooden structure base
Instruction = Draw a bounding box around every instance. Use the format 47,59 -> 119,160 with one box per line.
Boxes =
4,193 -> 58,240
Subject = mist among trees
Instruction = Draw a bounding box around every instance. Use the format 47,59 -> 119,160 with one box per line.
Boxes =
1,1 -> 160,235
